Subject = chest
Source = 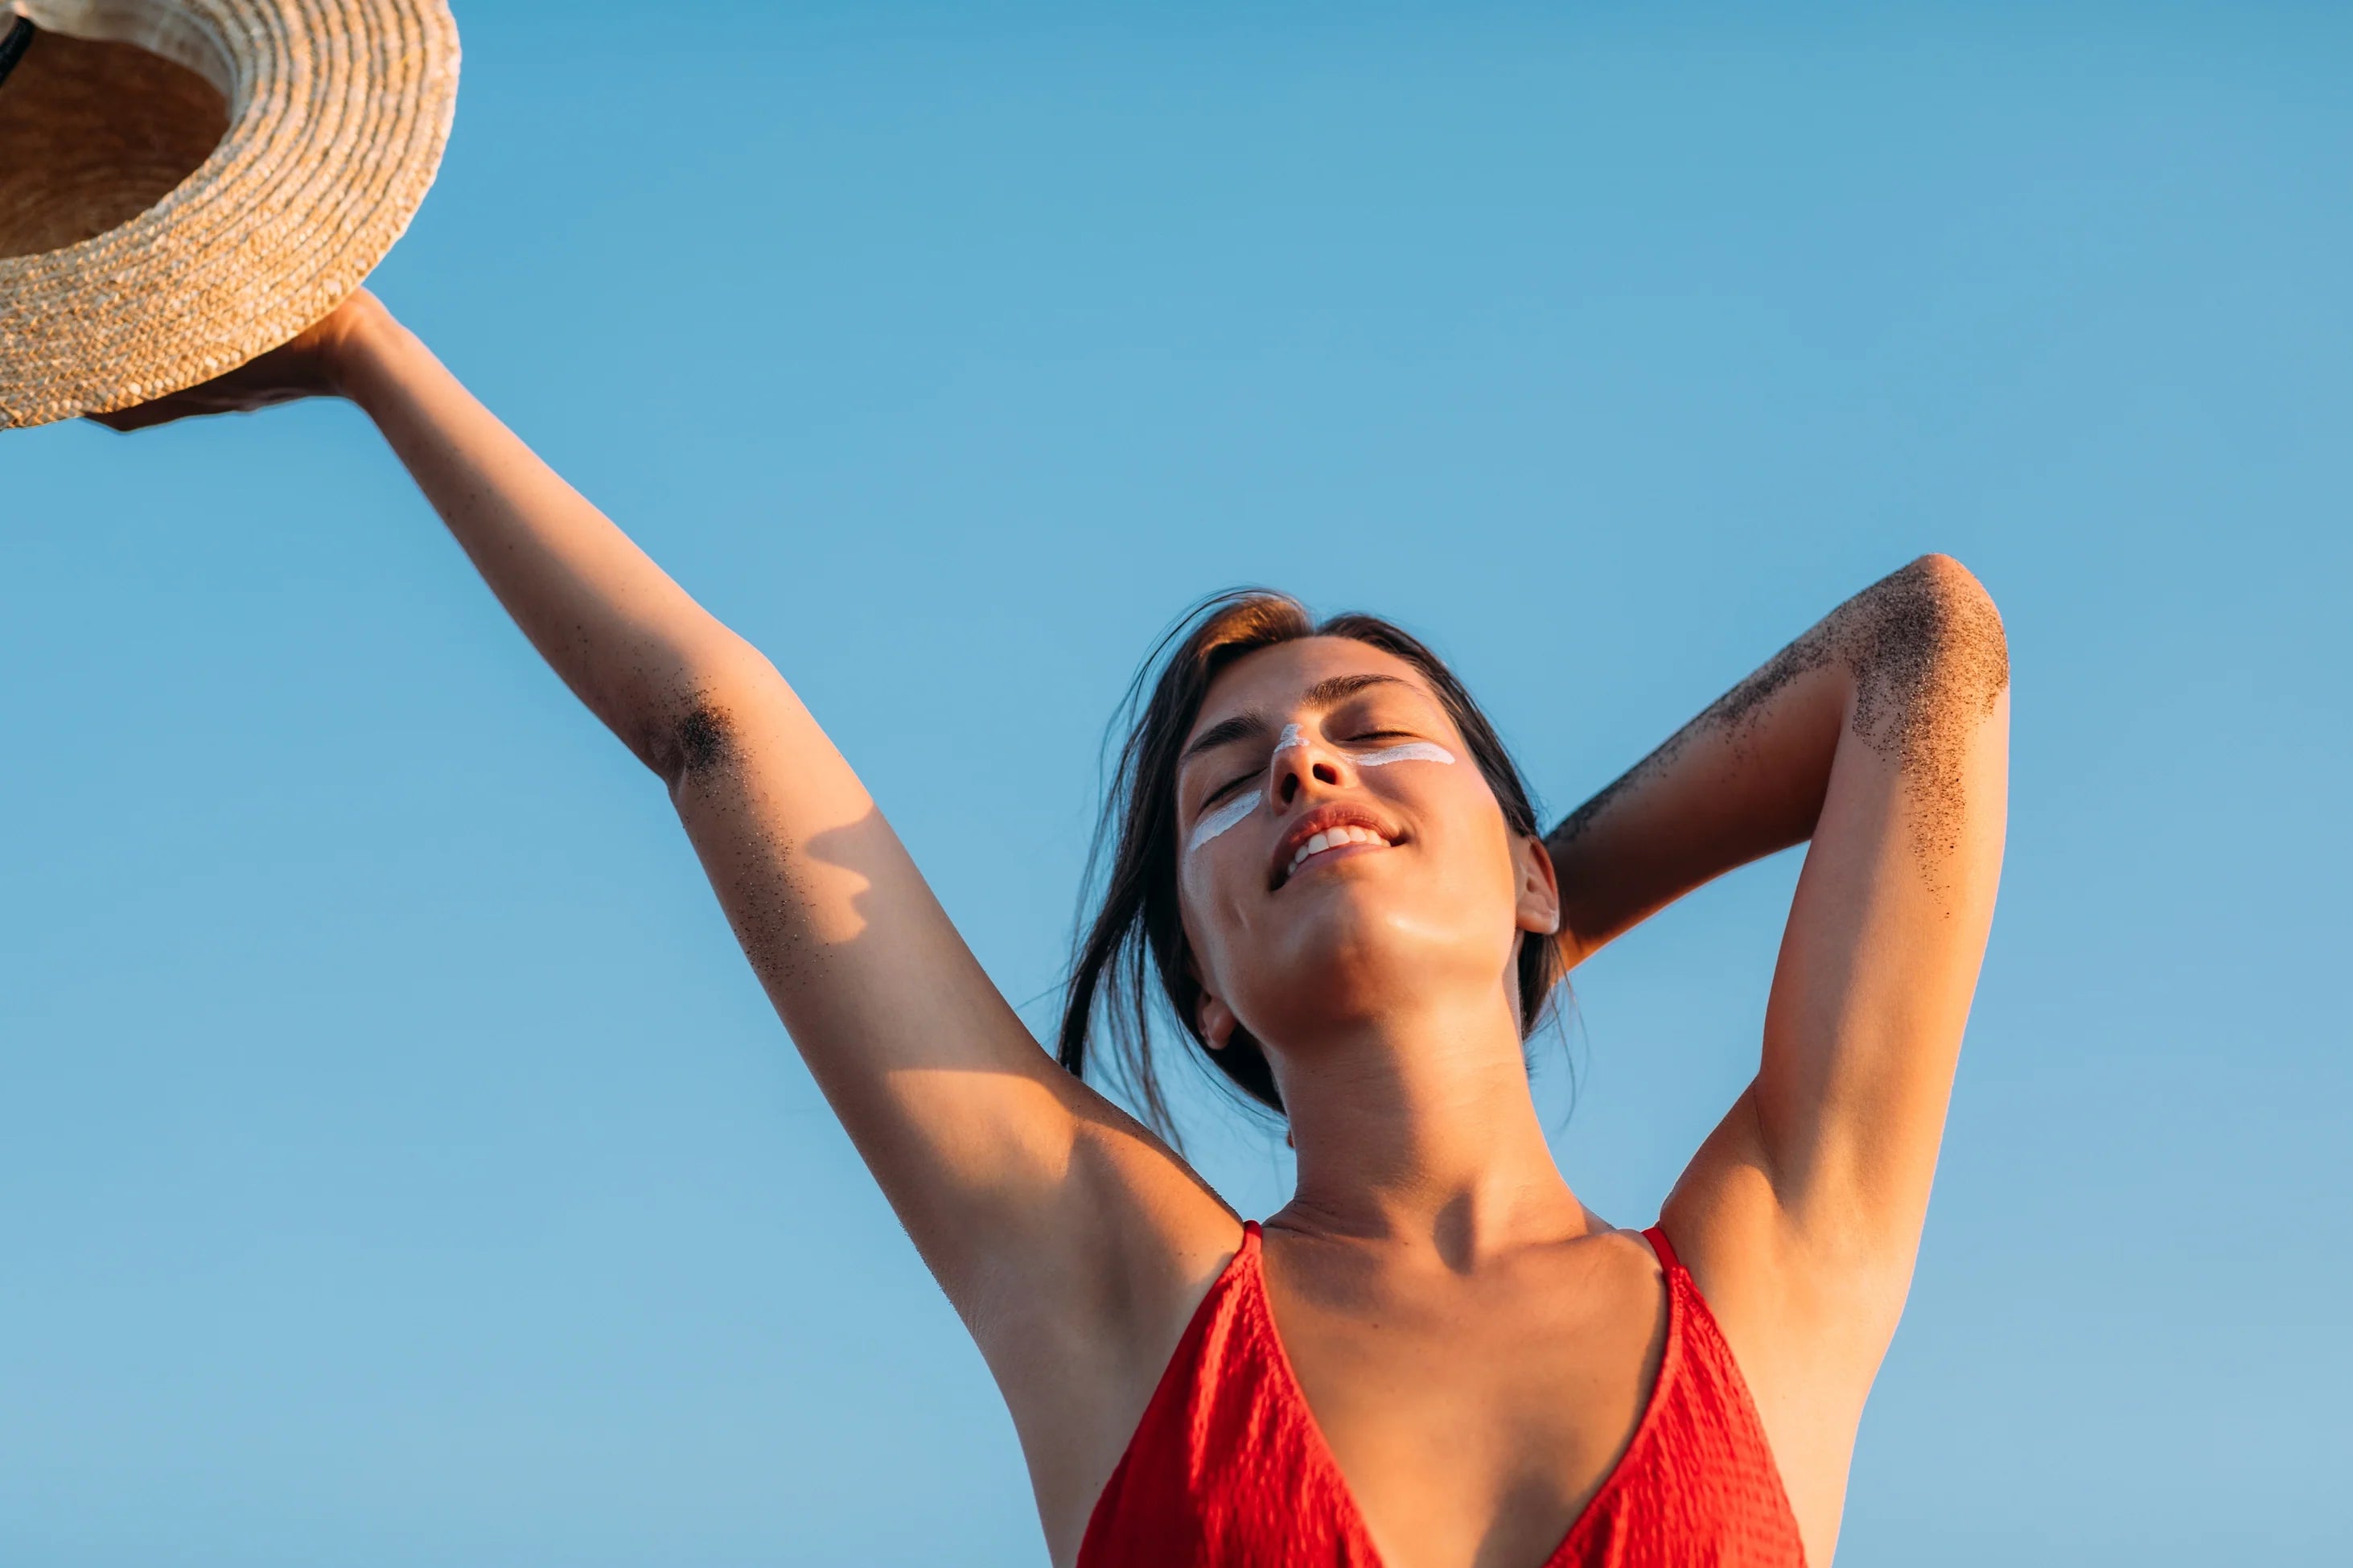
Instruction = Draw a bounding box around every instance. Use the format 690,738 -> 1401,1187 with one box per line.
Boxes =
1261,1241 -> 1668,1568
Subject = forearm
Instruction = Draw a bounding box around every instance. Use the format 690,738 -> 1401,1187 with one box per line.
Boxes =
331,298 -> 759,775
1546,555 -> 2006,965
1545,664 -> 1841,969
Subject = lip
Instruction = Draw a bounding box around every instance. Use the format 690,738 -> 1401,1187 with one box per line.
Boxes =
1269,801 -> 1404,890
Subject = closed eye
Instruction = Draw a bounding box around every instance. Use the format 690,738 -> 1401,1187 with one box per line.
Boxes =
1195,728 -> 1420,815
1203,771 -> 1257,806
1213,731 -> 1413,797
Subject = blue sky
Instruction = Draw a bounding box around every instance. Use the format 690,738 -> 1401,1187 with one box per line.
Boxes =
5,2 -> 2348,1562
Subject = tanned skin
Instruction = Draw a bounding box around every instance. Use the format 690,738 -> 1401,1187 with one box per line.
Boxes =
104,291 -> 2007,1568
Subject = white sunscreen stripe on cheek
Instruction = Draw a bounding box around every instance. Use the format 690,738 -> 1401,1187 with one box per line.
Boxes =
1186,789 -> 1261,854
1352,741 -> 1456,768
1189,724 -> 1299,856
1277,722 -> 1452,770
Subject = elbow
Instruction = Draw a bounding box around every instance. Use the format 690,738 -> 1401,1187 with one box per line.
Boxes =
1903,552 -> 2006,652
1888,553 -> 2010,706
1908,552 -> 1997,617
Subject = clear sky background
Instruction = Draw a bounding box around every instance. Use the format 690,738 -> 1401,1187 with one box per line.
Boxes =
5,2 -> 2348,1563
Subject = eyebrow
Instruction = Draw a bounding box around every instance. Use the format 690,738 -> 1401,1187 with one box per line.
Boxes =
1179,673 -> 1419,765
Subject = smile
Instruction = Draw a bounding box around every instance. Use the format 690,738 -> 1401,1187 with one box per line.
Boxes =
1287,825 -> 1392,878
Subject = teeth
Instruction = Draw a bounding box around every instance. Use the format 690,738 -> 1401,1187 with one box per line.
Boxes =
1287,826 -> 1392,875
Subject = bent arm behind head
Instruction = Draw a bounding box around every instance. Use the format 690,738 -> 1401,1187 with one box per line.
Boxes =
1545,556 -> 2009,966
1549,558 -> 2009,1568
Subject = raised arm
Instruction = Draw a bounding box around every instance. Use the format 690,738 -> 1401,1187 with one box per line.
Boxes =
98,295 -> 1235,1554
1545,555 -> 2009,1556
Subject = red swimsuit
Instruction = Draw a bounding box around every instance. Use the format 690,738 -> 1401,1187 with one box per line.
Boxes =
1078,1221 -> 1807,1566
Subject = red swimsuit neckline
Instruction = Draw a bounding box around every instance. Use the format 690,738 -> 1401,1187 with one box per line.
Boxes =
1220,1219 -> 1684,1566
1076,1216 -> 1808,1568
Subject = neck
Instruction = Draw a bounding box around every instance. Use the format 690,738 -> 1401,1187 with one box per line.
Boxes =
1270,996 -> 1592,1266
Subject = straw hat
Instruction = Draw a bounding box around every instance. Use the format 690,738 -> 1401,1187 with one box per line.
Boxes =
0,0 -> 459,429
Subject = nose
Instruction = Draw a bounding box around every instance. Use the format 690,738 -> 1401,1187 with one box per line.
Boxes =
1270,725 -> 1344,808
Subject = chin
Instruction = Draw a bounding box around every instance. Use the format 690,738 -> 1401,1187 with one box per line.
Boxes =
1246,885 -> 1507,1034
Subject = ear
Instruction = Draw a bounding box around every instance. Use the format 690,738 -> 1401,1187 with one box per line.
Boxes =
1512,831 -> 1562,938
1195,988 -> 1239,1051
1185,945 -> 1239,1050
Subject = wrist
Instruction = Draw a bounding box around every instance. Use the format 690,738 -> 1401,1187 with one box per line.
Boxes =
317,290 -> 398,403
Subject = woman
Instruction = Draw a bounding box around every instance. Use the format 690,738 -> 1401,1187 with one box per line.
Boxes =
104,291 -> 2009,1568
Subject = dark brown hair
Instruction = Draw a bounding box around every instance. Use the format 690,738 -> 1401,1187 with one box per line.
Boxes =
1058,590 -> 1563,1136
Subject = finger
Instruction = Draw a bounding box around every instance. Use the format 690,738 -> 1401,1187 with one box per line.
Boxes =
88,387 -> 288,430
89,394 -> 241,430
88,404 -> 186,432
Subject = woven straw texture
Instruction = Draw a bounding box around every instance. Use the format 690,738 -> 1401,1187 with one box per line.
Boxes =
0,0 -> 458,429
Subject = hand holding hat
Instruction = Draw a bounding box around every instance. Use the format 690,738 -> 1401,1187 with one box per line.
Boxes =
85,290 -> 383,432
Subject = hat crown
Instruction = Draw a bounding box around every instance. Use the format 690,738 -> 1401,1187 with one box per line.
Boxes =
0,12 -> 232,260
0,0 -> 461,430
17,0 -> 240,94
